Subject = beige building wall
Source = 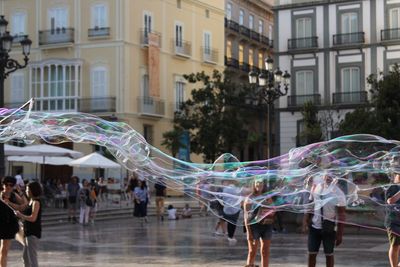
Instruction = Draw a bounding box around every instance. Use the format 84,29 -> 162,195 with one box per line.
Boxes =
1,0 -> 224,179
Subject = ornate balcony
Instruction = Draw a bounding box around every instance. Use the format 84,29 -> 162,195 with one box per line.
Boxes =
332,91 -> 368,105
287,94 -> 321,107
288,36 -> 318,50
239,25 -> 250,38
225,56 -> 239,69
201,47 -> 218,64
137,96 -> 165,117
224,18 -> 239,32
140,29 -> 161,47
88,27 -> 110,38
78,97 -> 116,113
333,32 -> 364,46
39,28 -> 74,46
381,28 -> 400,42
261,35 -> 273,47
172,39 -> 191,57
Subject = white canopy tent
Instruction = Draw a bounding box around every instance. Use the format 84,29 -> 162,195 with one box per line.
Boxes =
7,156 -> 73,166
68,152 -> 120,169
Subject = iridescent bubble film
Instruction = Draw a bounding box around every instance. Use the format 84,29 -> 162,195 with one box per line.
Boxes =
2,101 -> 400,232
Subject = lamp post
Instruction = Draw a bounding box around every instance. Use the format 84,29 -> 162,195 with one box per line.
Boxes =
248,56 -> 290,160
0,15 -> 32,176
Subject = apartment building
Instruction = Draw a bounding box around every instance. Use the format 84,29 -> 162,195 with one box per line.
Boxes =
274,0 -> 396,155
224,0 -> 274,161
1,0 -> 225,179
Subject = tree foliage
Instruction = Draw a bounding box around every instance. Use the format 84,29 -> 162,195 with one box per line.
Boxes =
162,70 -> 249,163
299,101 -> 323,145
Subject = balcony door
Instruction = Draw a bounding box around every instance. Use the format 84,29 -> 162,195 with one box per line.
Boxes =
296,17 -> 312,48
341,12 -> 358,43
11,12 -> 26,36
144,12 -> 153,38
203,31 -> 211,56
295,70 -> 314,105
91,66 -> 108,111
175,23 -> 184,53
341,67 -> 360,103
91,4 -> 108,28
390,8 -> 400,39
48,7 -> 68,30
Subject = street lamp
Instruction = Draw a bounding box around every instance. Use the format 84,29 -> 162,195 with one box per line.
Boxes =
0,15 -> 32,176
248,56 -> 290,160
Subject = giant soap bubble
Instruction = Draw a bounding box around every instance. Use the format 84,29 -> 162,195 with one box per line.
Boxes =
2,100 -> 400,233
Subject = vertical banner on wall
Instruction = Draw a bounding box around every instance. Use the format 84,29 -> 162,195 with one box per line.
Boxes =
178,131 -> 190,163
148,33 -> 160,97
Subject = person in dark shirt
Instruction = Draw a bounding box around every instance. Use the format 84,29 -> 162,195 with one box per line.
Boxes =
386,171 -> 400,267
154,178 -> 167,221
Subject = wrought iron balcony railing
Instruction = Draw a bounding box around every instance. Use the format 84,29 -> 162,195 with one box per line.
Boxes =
137,96 -> 165,117
12,34 -> 27,44
39,28 -> 74,46
381,28 -> 400,42
239,62 -> 250,72
172,39 -> 191,57
287,94 -> 321,107
201,47 -> 218,63
225,56 -> 239,69
261,35 -> 273,47
78,97 -> 116,113
288,36 -> 318,50
332,91 -> 368,105
239,25 -> 250,38
88,27 -> 110,38
333,32 -> 365,46
250,30 -> 260,42
140,29 -> 161,46
224,18 -> 239,32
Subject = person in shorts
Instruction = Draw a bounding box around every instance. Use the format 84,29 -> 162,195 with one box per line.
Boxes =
386,167 -> 400,267
303,173 -> 346,267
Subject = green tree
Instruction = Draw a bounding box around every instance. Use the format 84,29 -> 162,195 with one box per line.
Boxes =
298,101 -> 323,145
161,126 -> 186,158
339,64 -> 400,139
163,70 -> 249,163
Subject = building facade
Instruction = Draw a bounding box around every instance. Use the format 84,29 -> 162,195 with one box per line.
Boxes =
224,0 -> 274,161
274,0 -> 395,155
1,0 -> 225,179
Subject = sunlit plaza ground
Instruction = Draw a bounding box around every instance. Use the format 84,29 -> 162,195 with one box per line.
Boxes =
7,216 -> 389,267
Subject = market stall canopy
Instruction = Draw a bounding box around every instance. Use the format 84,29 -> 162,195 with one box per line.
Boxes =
5,144 -> 83,158
7,156 -> 73,166
68,152 -> 121,169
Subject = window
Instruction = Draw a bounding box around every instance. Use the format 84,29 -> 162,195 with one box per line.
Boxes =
239,44 -> 244,63
142,74 -> 149,97
269,24 -> 273,40
175,81 -> 185,110
203,31 -> 211,54
91,4 -> 107,28
341,12 -> 358,34
239,9 -> 244,25
390,8 -> 400,28
31,63 -> 81,111
91,66 -> 108,97
249,49 -> 254,66
258,52 -> 263,69
11,12 -> 26,35
249,15 -> 254,30
341,67 -> 360,92
48,7 -> 68,29
226,3 -> 232,20
175,23 -> 183,47
226,40 -> 232,58
143,124 -> 154,145
296,17 -> 312,38
258,20 -> 264,34
295,70 -> 314,95
10,72 -> 25,103
205,9 -> 209,18
144,12 -> 153,36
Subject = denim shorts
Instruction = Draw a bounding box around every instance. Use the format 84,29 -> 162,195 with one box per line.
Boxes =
308,226 -> 336,255
249,223 -> 272,240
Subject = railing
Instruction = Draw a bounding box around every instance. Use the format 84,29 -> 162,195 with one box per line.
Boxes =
333,32 -> 364,46
332,91 -> 368,105
5,102 -> 27,108
239,62 -> 250,72
78,97 -> 116,113
140,29 -> 161,46
261,35 -> 273,47
287,94 -> 321,107
288,36 -> 318,50
137,96 -> 165,117
172,39 -> 191,57
39,28 -> 74,45
225,56 -> 239,69
88,27 -> 110,38
250,30 -> 260,42
239,25 -> 250,38
201,47 -> 218,63
381,28 -> 400,41
12,34 -> 27,44
224,18 -> 239,32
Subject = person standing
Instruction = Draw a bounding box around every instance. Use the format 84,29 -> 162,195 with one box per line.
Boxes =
0,176 -> 27,267
244,178 -> 274,267
303,173 -> 346,267
78,180 -> 91,226
154,178 -> 167,221
222,181 -> 242,245
66,176 -> 80,223
15,181 -> 43,267
134,180 -> 149,224
14,170 -> 25,190
386,171 -> 400,267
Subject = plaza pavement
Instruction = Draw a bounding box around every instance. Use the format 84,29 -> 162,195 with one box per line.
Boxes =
7,216 -> 389,267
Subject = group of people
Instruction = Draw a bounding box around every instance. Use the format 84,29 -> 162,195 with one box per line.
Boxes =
0,176 -> 42,267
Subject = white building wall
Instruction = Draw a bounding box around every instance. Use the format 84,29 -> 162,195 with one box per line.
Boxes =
280,111 -> 302,154
279,9 -> 291,52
